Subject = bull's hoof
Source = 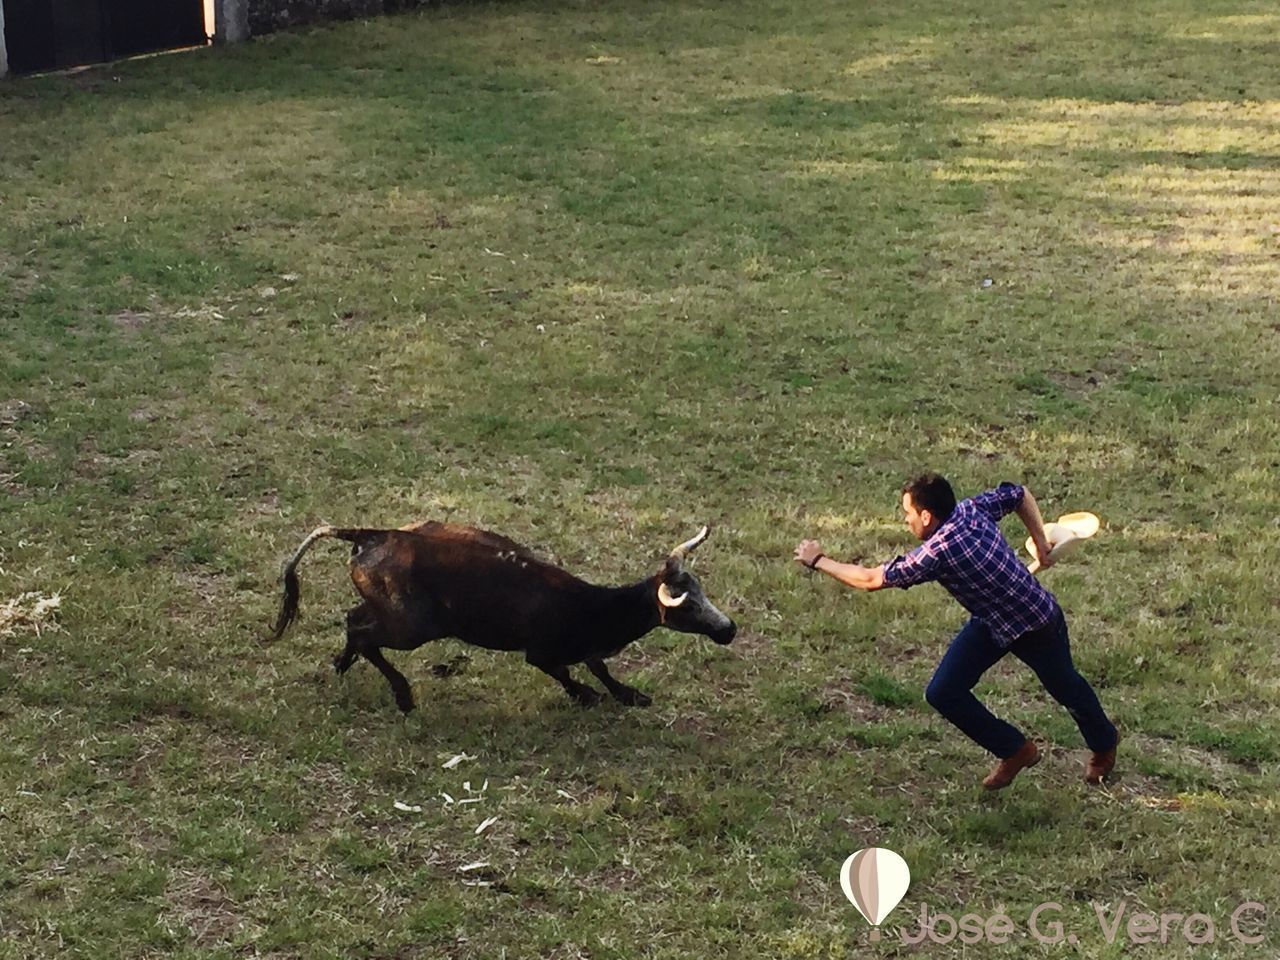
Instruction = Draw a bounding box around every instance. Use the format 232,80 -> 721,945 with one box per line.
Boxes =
614,687 -> 652,708
431,654 -> 470,678
572,686 -> 603,707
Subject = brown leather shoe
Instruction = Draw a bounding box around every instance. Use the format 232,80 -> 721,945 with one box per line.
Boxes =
982,740 -> 1041,790
1085,739 -> 1119,785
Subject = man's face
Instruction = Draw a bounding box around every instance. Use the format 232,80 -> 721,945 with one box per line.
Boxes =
902,492 -> 933,541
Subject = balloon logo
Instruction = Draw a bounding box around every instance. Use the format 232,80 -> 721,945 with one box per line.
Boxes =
840,847 -> 911,941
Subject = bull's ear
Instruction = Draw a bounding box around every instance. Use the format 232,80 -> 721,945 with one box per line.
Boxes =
661,555 -> 682,579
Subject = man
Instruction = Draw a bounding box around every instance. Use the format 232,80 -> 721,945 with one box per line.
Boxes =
794,473 -> 1118,790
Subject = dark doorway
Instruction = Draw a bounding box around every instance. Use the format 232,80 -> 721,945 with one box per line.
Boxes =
2,0 -> 207,75
108,0 -> 207,59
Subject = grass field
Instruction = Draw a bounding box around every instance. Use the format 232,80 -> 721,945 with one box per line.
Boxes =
2,0 -> 1278,956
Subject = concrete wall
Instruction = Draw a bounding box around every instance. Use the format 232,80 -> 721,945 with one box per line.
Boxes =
247,0 -> 435,37
216,0 -> 251,43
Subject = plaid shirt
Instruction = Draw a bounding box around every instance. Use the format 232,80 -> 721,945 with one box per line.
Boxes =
882,483 -> 1059,646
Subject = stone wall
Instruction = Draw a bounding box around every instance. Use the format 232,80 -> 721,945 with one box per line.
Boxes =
0,1 -> 9,78
246,0 -> 438,36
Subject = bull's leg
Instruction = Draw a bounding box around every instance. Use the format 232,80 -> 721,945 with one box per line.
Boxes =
336,604 -> 376,674
337,604 -> 416,713
527,654 -> 602,706
361,644 -> 416,714
344,583 -> 441,713
585,658 -> 652,707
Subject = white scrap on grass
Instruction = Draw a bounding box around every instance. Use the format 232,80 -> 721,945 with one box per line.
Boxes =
173,306 -> 226,321
458,861 -> 489,873
556,790 -> 577,801
393,801 -> 423,813
458,798 -> 482,805
442,753 -> 477,769
440,792 -> 455,806
475,816 -> 500,835
0,592 -> 62,639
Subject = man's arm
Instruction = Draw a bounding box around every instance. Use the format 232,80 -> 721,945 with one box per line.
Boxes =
794,539 -> 886,590
1015,487 -> 1056,568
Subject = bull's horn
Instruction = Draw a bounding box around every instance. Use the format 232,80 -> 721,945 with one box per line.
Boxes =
658,582 -> 688,607
669,525 -> 710,560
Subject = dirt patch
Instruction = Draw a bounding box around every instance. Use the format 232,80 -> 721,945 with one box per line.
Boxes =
836,813 -> 883,846
956,445 -> 1001,462
0,399 -> 34,427
167,869 -> 246,948
0,471 -> 27,498
665,711 -> 729,744
119,721 -> 170,789
173,570 -> 232,607
110,310 -> 154,331
248,489 -> 282,516
584,864 -> 639,892
1,397 -> 53,486
73,440 -> 162,479
0,252 -> 43,299
819,684 -> 886,723
1046,369 -> 1106,395
1129,734 -> 1256,784
366,948 -> 437,960
298,762 -> 365,834
721,626 -> 771,656
1105,767 -> 1173,800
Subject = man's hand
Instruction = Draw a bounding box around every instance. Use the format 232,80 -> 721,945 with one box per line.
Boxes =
794,539 -> 824,569
1034,536 -> 1057,570
1017,488 -> 1057,570
794,541 -> 886,590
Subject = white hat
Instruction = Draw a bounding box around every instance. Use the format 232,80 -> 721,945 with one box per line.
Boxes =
1026,512 -> 1100,573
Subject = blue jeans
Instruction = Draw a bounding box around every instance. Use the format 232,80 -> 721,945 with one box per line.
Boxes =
925,609 -> 1117,759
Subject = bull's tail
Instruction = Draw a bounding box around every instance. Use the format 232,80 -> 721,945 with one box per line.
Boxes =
264,525 -> 375,642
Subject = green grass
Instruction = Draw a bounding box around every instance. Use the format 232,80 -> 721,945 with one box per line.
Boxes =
2,1 -> 1279,956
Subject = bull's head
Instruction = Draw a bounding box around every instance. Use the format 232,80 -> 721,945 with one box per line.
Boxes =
656,525 -> 737,645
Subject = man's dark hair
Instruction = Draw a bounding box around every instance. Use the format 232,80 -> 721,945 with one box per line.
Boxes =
902,473 -> 957,521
